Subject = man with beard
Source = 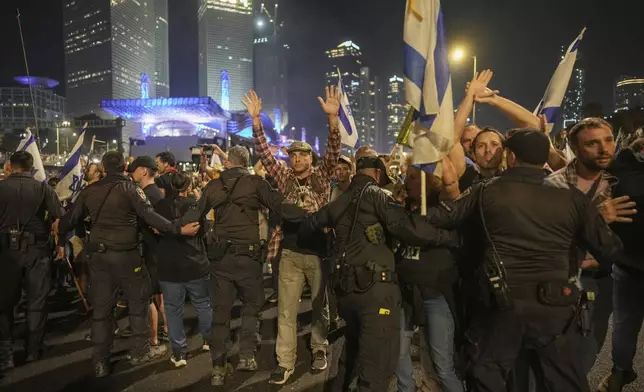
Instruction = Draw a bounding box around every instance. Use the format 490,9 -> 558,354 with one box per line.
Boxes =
248,87 -> 341,385
330,156 -> 353,203
155,151 -> 178,198
548,118 -> 636,374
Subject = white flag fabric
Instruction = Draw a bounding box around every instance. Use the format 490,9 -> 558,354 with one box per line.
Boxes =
534,28 -> 586,126
16,128 -> 46,182
56,125 -> 86,201
403,0 -> 454,174
336,69 -> 359,148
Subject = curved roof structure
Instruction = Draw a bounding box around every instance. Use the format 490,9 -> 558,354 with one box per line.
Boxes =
14,76 -> 60,89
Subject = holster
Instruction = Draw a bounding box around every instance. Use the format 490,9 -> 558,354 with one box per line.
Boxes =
333,259 -> 397,295
206,236 -> 230,262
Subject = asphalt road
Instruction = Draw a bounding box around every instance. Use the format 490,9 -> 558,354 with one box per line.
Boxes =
2,283 -> 643,392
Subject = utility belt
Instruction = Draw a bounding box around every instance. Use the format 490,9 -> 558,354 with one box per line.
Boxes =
580,268 -> 609,279
332,259 -> 397,295
206,235 -> 266,262
85,242 -> 139,254
1,231 -> 50,252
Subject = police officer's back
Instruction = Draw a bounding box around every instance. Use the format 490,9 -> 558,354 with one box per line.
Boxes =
305,156 -> 461,392
178,145 -> 308,386
58,152 -> 200,378
426,130 -> 623,392
0,151 -> 64,367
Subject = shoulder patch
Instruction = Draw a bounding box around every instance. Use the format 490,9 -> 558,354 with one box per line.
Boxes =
136,187 -> 148,201
455,186 -> 472,201
439,200 -> 453,212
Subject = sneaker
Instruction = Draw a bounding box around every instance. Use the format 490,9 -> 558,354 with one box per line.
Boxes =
268,366 -> 294,385
127,344 -> 167,365
202,339 -> 211,352
170,352 -> 188,368
211,363 -> 233,386
311,350 -> 328,371
237,356 -> 258,372
266,292 -> 278,303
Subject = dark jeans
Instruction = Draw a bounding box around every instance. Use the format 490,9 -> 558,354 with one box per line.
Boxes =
210,253 -> 263,364
332,282 -> 401,392
612,264 -> 644,372
160,277 -> 212,354
465,298 -> 589,392
579,274 -> 613,373
0,245 -> 52,357
88,249 -> 151,364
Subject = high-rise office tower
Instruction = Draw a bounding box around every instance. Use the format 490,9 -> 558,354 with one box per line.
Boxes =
326,41 -> 363,147
155,0 -> 170,97
63,0 -> 167,118
198,0 -> 254,112
561,47 -> 584,128
615,76 -> 644,112
385,75 -> 406,152
253,2 -> 288,132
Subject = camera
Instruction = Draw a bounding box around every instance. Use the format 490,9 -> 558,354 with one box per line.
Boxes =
485,257 -> 513,311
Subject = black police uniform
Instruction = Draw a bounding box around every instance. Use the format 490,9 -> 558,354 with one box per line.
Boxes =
306,172 -> 461,392
178,166 -> 307,380
58,173 -> 183,367
0,172 -> 64,363
425,167 -> 624,392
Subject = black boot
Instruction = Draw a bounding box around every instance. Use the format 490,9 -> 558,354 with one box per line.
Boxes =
597,367 -> 637,392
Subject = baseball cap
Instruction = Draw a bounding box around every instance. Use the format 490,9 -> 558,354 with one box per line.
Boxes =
338,155 -> 353,168
286,141 -> 312,154
127,155 -> 158,173
504,129 -> 550,166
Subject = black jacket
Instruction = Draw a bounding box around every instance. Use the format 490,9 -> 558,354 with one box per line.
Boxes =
427,167 -> 623,287
0,172 -> 64,236
180,167 -> 308,245
610,149 -> 644,272
59,173 -> 180,250
308,174 -> 460,270
155,195 -> 209,282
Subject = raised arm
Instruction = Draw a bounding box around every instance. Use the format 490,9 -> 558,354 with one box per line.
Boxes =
316,86 -> 342,179
245,90 -> 289,193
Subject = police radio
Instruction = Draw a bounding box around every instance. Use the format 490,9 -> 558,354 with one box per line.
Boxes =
9,228 -> 21,251
478,185 -> 513,311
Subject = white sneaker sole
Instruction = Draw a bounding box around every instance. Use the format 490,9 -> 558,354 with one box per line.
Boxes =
268,369 -> 294,385
171,358 -> 187,368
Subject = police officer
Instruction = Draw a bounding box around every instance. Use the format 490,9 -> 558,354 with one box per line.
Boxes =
0,151 -> 65,370
304,156 -> 461,392
177,145 -> 309,386
58,152 -> 200,378
424,129 -> 623,392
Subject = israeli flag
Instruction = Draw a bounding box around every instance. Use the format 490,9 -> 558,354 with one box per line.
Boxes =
336,68 -> 359,148
16,128 -> 46,182
403,0 -> 454,174
534,28 -> 586,126
56,124 -> 87,201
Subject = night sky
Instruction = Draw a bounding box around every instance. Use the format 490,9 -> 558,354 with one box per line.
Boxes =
1,0 -> 642,140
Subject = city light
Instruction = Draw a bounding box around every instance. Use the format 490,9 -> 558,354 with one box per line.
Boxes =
112,139 -> 117,144
73,133 -> 77,136
450,48 -> 465,62
256,19 -> 264,27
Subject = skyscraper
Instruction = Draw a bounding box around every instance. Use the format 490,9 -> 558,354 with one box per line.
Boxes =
155,0 -> 170,97
561,47 -> 584,127
326,41 -> 364,149
385,75 -> 406,152
63,0 -> 167,118
253,2 -> 288,132
198,0 -> 254,112
615,76 -> 644,112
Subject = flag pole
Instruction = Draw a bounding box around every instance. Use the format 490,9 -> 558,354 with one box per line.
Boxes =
420,171 -> 427,216
16,8 -> 40,144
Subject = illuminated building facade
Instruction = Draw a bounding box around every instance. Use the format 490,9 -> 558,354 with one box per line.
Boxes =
359,67 -> 377,148
615,76 -> 644,112
253,2 -> 288,133
0,77 -> 66,129
198,0 -> 254,112
385,75 -> 406,152
561,47 -> 584,128
154,0 -> 170,97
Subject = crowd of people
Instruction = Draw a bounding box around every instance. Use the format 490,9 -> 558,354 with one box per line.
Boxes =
0,72 -> 643,392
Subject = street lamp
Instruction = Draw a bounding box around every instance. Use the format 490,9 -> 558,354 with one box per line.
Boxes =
73,133 -> 77,137
450,47 -> 478,123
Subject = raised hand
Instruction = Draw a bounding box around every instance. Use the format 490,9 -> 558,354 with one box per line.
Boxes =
318,86 -> 341,116
538,114 -> 553,137
180,222 -> 201,236
467,69 -> 495,98
598,195 -> 637,224
241,90 -> 262,118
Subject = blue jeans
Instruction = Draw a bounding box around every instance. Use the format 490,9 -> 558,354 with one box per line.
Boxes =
612,264 -> 644,372
396,295 -> 464,392
160,277 -> 212,354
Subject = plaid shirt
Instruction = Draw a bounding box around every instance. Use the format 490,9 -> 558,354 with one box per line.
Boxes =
253,124 -> 341,260
548,159 -> 617,268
